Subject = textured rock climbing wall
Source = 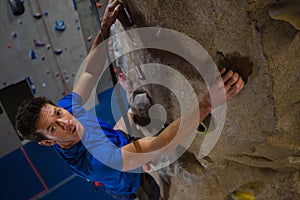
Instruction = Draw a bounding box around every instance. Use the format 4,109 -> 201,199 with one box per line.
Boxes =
0,0 -> 87,156
0,0 -> 87,100
123,0 -> 300,199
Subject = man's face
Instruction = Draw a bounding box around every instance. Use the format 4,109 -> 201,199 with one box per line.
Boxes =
36,103 -> 84,148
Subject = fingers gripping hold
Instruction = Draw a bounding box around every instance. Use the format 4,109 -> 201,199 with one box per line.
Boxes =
226,72 -> 239,87
226,73 -> 245,100
222,70 -> 234,83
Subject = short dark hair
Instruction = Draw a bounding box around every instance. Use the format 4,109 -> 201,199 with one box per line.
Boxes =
15,97 -> 56,142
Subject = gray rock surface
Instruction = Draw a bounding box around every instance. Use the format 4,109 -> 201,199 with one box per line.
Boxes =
122,0 -> 300,199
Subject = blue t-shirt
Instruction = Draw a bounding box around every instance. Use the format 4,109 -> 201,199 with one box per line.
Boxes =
54,92 -> 141,194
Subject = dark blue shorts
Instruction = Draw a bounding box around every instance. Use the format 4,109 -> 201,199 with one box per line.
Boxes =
106,173 -> 161,200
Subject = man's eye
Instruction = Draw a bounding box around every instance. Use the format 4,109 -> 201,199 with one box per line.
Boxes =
50,126 -> 56,133
57,110 -> 62,117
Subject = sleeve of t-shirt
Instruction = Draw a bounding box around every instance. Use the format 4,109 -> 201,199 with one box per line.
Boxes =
57,92 -> 82,114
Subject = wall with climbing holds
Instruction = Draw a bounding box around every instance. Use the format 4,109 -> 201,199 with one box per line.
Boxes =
122,0 -> 300,199
0,0 -> 87,157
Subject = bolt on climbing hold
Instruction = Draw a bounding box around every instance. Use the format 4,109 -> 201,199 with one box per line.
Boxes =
43,11 -> 48,16
54,49 -> 63,55
8,0 -> 25,16
11,32 -> 17,38
55,20 -> 66,31
96,3 -> 103,8
26,77 -> 36,94
196,114 -> 215,134
33,13 -> 42,19
231,190 -> 255,200
269,0 -> 300,30
33,39 -> 46,47
29,50 -> 37,59
46,44 -> 51,50
118,72 -> 134,93
87,35 -> 93,42
7,43 -> 12,48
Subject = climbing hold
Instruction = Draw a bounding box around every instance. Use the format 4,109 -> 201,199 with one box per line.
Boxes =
7,43 -> 12,48
55,73 -> 59,77
41,81 -> 46,88
43,11 -> 48,16
77,26 -> 80,30
114,68 -> 118,73
41,56 -> 45,61
33,39 -> 46,47
118,72 -> 134,92
46,44 -> 51,50
96,3 -> 103,8
26,77 -> 36,94
55,20 -> 66,31
65,77 -> 70,83
11,32 -> 17,38
29,50 -> 37,59
87,35 -> 93,42
33,13 -> 42,19
8,0 -> 25,16
18,19 -> 23,24
269,0 -> 300,30
129,91 -> 154,126
75,19 -> 79,23
231,190 -> 255,200
196,114 -> 215,134
53,49 -> 63,55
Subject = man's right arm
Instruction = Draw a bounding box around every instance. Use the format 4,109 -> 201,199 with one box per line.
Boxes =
73,0 -> 123,104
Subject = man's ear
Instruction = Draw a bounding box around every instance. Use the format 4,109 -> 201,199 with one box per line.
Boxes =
38,140 -> 56,146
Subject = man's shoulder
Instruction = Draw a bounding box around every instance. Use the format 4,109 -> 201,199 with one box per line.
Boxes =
57,92 -> 82,108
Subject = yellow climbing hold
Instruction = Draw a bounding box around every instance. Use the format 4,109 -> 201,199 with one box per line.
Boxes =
269,0 -> 300,30
232,190 -> 255,200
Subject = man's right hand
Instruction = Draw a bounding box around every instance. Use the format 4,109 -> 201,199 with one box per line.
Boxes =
74,0 -> 124,104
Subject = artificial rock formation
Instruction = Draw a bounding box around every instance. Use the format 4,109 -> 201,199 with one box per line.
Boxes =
121,0 -> 300,199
